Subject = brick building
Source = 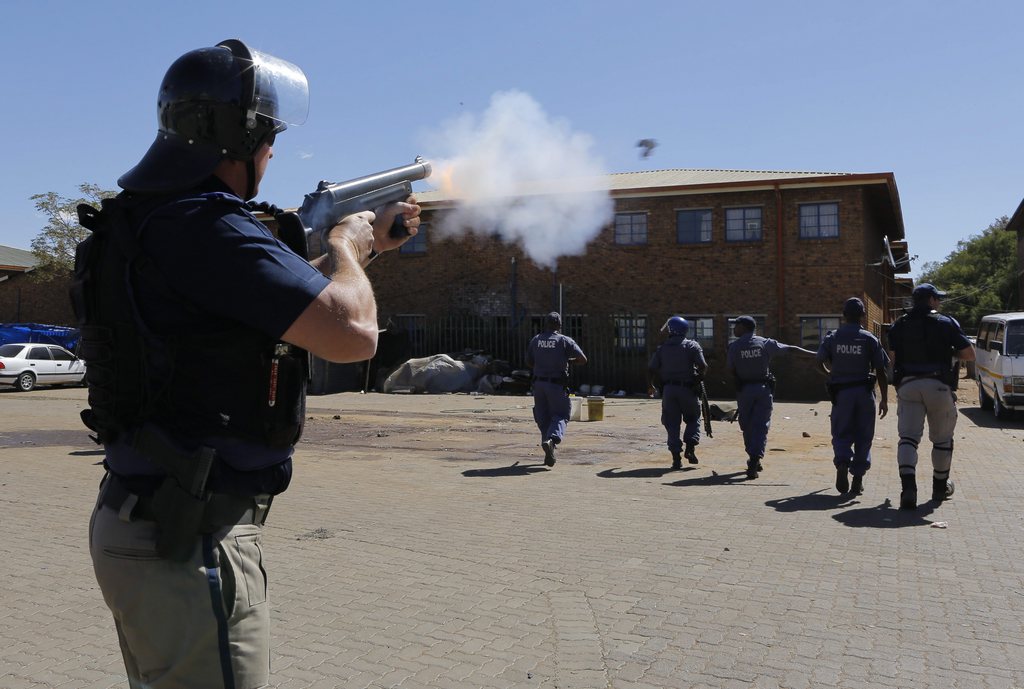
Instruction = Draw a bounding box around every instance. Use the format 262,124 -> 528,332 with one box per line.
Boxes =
366,169 -> 913,399
0,246 -> 76,325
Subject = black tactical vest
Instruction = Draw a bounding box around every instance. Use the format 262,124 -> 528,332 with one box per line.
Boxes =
70,192 -> 307,449
891,310 -> 951,383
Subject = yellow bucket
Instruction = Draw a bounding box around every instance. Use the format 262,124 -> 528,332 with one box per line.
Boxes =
586,396 -> 605,421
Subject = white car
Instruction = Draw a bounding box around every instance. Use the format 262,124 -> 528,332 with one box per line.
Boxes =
0,343 -> 87,392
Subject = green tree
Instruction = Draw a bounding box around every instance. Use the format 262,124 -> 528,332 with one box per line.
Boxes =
29,183 -> 116,281
917,216 -> 1018,332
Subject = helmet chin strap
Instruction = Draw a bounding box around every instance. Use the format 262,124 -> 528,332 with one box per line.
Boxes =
245,159 -> 257,200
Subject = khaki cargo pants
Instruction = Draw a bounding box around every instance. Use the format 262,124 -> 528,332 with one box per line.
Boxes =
90,489 -> 271,689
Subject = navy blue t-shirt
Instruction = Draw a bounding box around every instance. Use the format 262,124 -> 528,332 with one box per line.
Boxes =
527,331 -> 585,378
649,336 -> 706,383
816,323 -> 889,384
106,180 -> 331,488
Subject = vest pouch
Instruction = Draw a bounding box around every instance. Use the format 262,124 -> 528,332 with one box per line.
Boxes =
261,344 -> 308,448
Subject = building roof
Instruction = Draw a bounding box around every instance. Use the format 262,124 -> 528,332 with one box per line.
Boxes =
0,245 -> 38,273
415,167 -> 905,239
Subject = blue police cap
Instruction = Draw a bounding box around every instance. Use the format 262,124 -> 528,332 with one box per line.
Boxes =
843,297 -> 865,319
733,315 -> 756,330
912,283 -> 946,302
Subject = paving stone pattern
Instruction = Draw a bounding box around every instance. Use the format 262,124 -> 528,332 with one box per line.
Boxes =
1,386 -> 1022,689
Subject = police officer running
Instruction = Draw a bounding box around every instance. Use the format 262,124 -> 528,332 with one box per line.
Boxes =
648,316 -> 708,468
726,316 -> 816,479
815,298 -> 890,495
526,312 -> 587,466
887,283 -> 975,510
78,40 -> 420,688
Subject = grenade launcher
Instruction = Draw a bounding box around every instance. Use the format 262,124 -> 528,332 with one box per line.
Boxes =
276,156 -> 432,259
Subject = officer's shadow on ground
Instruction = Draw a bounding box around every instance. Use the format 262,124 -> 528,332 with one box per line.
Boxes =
663,470 -> 754,486
766,489 -> 940,528
462,461 -> 550,477
597,466 -> 698,479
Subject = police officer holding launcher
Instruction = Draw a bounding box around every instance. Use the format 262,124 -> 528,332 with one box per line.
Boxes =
80,40 -> 420,688
526,312 -> 587,466
815,298 -> 890,495
726,316 -> 816,479
887,283 -> 975,510
649,316 -> 708,468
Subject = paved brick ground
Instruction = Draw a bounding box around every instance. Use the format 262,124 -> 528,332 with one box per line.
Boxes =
1,384 -> 1023,689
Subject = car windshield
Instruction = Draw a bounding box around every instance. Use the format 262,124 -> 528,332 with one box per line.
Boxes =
0,344 -> 25,357
1006,321 -> 1024,356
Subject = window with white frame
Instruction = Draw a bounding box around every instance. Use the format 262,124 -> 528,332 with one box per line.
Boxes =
676,209 -> 712,244
727,315 -> 767,343
399,222 -> 428,254
799,203 -> 839,239
614,212 -> 648,245
725,207 -> 762,241
799,316 -> 841,350
613,314 -> 647,351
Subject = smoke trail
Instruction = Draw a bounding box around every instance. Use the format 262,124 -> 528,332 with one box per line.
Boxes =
422,91 -> 614,269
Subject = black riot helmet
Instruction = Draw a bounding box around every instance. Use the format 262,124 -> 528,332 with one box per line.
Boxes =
119,39 -> 309,195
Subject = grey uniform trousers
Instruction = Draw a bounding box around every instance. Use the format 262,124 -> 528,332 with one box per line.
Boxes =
896,376 -> 958,480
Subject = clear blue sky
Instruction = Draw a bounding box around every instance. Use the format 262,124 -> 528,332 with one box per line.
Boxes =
2,0 -> 1020,277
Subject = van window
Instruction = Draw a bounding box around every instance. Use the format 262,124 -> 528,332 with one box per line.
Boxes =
1007,321 -> 1024,356
991,324 -> 1005,353
977,322 -> 991,349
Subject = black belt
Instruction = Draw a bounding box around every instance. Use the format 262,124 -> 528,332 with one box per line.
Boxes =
534,376 -> 568,384
100,474 -> 272,530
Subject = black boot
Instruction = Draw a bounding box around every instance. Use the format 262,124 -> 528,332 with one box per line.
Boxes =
671,450 -> 682,470
850,474 -> 864,495
899,474 -> 917,510
684,443 -> 698,464
746,458 -> 759,480
932,477 -> 954,502
835,466 -> 850,494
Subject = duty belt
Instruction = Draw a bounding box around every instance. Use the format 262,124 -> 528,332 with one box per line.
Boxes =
534,376 -> 568,384
100,473 -> 272,531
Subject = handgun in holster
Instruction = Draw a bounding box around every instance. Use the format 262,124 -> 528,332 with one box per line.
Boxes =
135,429 -> 216,562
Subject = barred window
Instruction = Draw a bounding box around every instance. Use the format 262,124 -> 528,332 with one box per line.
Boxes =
613,314 -> 647,351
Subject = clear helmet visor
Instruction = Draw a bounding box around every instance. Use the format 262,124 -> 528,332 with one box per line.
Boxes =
250,48 -> 309,127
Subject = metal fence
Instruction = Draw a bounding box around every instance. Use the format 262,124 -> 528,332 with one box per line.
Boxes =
388,313 -> 658,395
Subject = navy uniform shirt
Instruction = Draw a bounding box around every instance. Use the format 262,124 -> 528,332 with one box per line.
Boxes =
726,333 -> 789,382
106,178 -> 331,482
527,331 -> 585,379
816,323 -> 890,384
649,336 -> 706,383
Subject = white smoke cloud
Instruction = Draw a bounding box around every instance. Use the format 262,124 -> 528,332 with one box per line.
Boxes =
422,91 -> 614,269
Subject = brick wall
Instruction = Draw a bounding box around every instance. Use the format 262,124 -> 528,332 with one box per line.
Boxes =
0,273 -> 75,325
368,183 -> 897,399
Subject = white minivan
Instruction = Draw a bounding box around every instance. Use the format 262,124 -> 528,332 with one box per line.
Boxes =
975,312 -> 1024,419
